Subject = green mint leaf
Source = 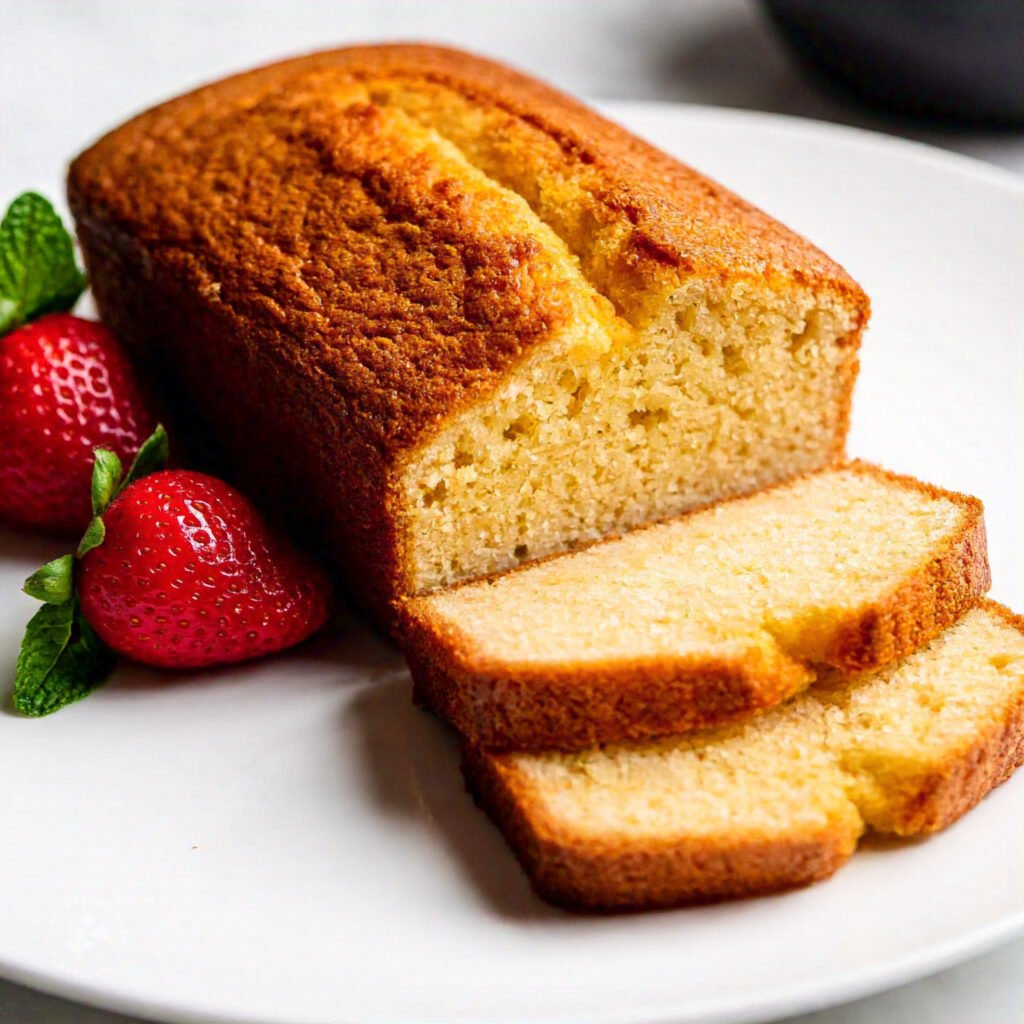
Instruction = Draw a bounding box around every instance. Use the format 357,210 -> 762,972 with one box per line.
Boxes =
22,554 -> 74,604
120,424 -> 169,491
91,448 -> 123,515
15,600 -> 74,711
77,516 -> 106,557
13,598 -> 114,716
0,192 -> 86,335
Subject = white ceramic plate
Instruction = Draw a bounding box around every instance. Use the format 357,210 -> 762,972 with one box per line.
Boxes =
2,102 -> 1023,1024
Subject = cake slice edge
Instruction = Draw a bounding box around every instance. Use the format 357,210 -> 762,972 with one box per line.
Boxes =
461,600 -> 1024,912
400,462 -> 990,751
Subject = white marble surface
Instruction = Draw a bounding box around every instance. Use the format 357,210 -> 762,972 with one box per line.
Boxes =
1,1 -> 1022,1022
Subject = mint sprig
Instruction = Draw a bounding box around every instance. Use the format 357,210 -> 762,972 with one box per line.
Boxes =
14,598 -> 115,717
0,192 -> 87,335
13,425 -> 169,717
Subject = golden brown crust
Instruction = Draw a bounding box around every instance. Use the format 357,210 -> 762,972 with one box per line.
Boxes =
461,742 -> 860,912
463,599 -> 1024,912
68,43 -> 868,623
72,43 -> 870,301
405,616 -> 815,751
401,462 -> 990,752
825,464 -> 990,670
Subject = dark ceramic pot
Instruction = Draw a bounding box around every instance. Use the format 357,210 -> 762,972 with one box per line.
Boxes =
763,0 -> 1024,126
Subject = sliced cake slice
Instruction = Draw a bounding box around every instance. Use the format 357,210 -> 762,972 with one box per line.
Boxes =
464,600 -> 1024,911
400,463 -> 989,751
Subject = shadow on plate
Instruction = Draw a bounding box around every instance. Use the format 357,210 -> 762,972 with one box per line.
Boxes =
343,671 -> 568,923
1,596 -> 394,720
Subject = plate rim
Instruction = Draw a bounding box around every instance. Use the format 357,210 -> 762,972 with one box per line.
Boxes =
1,910 -> 1021,1024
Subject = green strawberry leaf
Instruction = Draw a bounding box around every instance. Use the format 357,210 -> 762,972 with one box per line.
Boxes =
0,192 -> 87,335
77,516 -> 106,558
22,554 -> 74,604
121,424 -> 169,492
13,597 -> 114,717
91,448 -> 123,515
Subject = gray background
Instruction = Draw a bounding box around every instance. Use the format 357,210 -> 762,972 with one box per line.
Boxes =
2,1 -> 1022,1022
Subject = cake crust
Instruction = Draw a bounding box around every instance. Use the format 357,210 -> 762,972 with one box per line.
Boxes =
68,43 -> 869,621
461,740 -> 861,912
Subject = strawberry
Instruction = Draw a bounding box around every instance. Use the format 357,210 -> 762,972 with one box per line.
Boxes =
0,313 -> 156,535
78,470 -> 332,669
13,427 -> 333,716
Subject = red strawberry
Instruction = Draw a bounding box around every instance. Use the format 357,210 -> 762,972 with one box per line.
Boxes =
0,313 -> 155,535
77,470 -> 332,669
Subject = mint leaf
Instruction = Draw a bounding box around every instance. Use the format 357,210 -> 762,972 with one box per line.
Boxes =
77,516 -> 106,557
0,192 -> 87,335
13,598 -> 114,717
121,424 -> 169,491
91,448 -> 123,515
15,602 -> 113,716
23,554 -> 74,604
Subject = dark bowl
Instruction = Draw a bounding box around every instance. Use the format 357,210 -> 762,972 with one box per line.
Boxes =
763,0 -> 1024,126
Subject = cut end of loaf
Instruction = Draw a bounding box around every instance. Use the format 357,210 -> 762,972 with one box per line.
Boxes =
378,59 -> 867,598
401,276 -> 860,593
65,43 -> 870,623
465,601 -> 1024,911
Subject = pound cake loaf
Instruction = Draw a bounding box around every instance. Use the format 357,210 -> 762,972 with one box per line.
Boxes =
401,464 -> 989,750
464,600 -> 1024,911
68,44 -> 869,622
